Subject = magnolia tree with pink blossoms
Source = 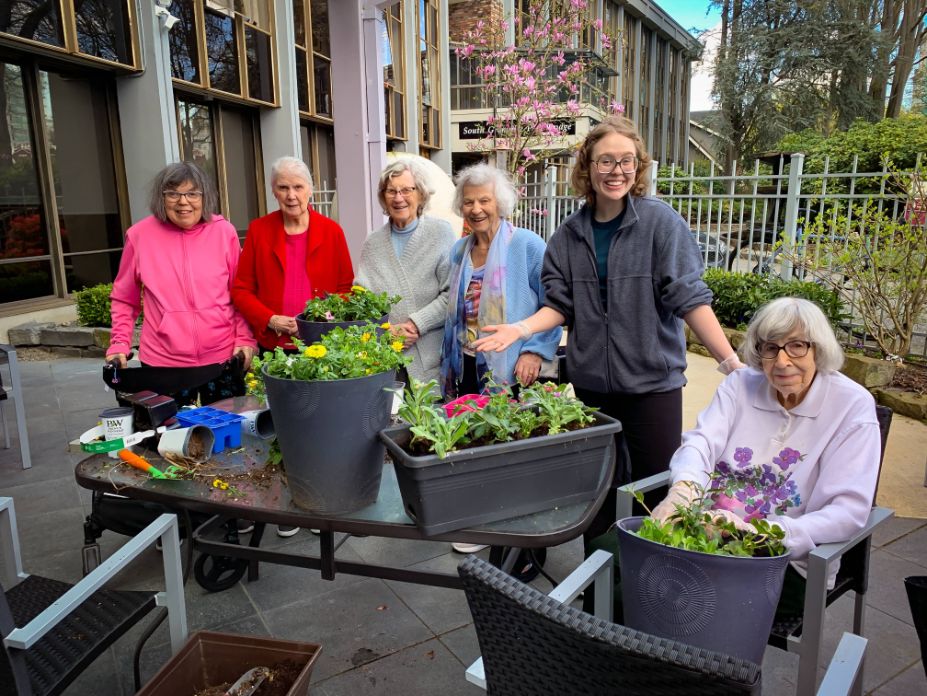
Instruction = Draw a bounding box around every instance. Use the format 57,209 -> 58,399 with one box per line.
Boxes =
455,0 -> 624,181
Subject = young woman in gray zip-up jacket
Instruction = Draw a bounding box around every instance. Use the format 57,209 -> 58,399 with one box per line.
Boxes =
473,116 -> 741,543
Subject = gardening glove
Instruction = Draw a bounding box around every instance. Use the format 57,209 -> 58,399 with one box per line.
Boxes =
650,481 -> 701,523
708,509 -> 757,535
717,352 -> 746,375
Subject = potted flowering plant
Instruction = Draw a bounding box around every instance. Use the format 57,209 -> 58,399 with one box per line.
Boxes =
379,379 -> 621,535
615,458 -> 795,664
295,284 -> 400,344
249,324 -> 410,513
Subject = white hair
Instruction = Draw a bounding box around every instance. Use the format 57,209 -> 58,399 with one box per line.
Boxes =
452,163 -> 518,219
270,156 -> 314,190
741,297 -> 844,372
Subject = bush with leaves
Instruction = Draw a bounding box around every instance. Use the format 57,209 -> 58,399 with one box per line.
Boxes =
704,269 -> 846,330
301,285 -> 399,322
73,283 -> 113,327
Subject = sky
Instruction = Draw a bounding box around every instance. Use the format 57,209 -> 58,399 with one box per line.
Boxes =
654,1 -> 722,111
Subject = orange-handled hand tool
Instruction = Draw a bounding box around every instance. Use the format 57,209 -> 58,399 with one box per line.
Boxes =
118,449 -> 166,479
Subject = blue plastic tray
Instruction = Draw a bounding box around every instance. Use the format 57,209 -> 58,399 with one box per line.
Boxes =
176,407 -> 246,454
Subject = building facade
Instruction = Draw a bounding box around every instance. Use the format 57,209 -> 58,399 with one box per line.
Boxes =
0,0 -> 695,321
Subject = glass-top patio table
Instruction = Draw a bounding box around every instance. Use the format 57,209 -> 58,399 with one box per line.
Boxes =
74,435 -> 614,590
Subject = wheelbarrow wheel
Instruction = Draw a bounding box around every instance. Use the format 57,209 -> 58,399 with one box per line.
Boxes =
193,552 -> 247,592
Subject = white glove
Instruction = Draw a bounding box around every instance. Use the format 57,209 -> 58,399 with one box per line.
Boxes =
717,352 -> 746,375
708,508 -> 757,534
650,481 -> 700,523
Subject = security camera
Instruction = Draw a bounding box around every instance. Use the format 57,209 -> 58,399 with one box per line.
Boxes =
154,5 -> 180,30
155,0 -> 172,8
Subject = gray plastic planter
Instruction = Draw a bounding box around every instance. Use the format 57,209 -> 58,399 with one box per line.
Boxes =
295,314 -> 388,344
264,368 -> 394,513
379,412 -> 621,536
616,516 -> 790,664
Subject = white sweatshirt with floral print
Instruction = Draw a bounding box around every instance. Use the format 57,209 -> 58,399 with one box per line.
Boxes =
669,367 -> 881,584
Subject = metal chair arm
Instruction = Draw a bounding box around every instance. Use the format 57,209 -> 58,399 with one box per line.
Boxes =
616,471 -> 672,519
807,507 -> 894,570
816,633 -> 867,696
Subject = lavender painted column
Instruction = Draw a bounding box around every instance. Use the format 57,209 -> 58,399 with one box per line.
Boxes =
328,0 -> 390,259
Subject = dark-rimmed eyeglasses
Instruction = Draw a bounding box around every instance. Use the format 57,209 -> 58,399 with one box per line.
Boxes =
384,186 -> 416,199
163,190 -> 203,202
757,340 -> 813,360
591,155 -> 638,175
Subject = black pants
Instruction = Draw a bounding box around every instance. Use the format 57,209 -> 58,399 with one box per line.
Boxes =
575,387 -> 683,541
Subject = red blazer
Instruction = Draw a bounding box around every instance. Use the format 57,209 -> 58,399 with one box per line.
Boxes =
232,209 -> 354,349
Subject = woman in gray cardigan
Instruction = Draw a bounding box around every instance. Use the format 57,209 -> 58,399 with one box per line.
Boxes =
355,159 -> 455,383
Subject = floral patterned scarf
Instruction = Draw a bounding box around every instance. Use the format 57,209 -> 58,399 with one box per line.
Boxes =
440,220 -> 514,397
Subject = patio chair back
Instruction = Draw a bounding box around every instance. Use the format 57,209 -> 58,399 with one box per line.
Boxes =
458,555 -> 761,695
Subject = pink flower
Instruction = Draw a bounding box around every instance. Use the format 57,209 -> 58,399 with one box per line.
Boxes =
324,311 -> 335,321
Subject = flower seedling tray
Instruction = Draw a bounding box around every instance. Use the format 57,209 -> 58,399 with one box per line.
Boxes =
176,407 -> 245,453
380,411 -> 621,536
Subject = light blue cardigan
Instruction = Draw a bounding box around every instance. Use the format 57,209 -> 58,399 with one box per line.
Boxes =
441,225 -> 562,393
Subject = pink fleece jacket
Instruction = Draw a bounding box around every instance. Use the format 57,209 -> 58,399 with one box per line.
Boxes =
107,214 -> 256,367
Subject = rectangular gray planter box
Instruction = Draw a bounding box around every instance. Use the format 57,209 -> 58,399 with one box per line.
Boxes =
379,412 -> 621,536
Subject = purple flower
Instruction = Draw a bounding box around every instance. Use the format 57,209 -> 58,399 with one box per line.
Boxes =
734,447 -> 753,465
773,447 -> 801,469
716,460 -> 731,475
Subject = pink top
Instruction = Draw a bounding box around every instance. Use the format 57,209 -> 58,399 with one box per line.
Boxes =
282,230 -> 312,317
107,214 -> 255,367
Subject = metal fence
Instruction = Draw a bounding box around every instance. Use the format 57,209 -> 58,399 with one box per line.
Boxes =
515,154 -> 927,357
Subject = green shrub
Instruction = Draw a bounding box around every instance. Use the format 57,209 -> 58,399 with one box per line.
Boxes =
704,269 -> 846,330
73,283 -> 113,327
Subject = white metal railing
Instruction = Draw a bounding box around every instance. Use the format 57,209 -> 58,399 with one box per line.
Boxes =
515,153 -> 927,357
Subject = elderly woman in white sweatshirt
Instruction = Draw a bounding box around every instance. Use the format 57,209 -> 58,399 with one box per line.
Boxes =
355,159 -> 455,383
652,297 -> 881,615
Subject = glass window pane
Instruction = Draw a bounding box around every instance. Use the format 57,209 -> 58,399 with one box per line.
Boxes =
204,3 -> 241,94
0,260 -> 53,302
218,107 -> 260,235
313,57 -> 331,116
315,126 -> 336,190
40,71 -> 122,271
392,90 -> 404,137
293,0 -> 306,46
0,0 -> 64,47
176,99 -> 218,192
0,63 -> 50,264
310,0 -> 330,57
245,26 -> 273,102
234,0 -> 271,31
75,0 -> 133,65
169,1 -> 200,83
295,48 -> 309,112
65,250 -> 121,294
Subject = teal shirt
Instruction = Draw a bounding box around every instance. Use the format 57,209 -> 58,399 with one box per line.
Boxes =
591,209 -> 625,309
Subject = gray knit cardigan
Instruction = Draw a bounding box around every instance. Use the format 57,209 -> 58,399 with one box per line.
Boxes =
354,215 -> 456,383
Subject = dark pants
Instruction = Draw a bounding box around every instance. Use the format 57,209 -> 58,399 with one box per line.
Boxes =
575,387 -> 683,540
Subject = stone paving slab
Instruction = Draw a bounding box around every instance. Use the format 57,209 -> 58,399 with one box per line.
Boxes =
0,356 -> 925,695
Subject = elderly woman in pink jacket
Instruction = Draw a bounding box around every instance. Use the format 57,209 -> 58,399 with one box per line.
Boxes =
106,162 -> 255,405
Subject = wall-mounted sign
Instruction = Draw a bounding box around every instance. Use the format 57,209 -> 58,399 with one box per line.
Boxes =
457,119 -> 577,140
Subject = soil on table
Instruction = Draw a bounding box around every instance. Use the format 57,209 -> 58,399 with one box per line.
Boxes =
888,361 -> 927,395
192,659 -> 304,696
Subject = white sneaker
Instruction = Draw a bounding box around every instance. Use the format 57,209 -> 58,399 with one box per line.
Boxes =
452,542 -> 488,554
276,525 -> 299,538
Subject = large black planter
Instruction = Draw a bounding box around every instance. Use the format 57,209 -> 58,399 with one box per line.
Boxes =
904,576 -> 927,678
263,368 -> 394,513
295,315 -> 389,345
616,516 -> 790,664
379,412 -> 621,536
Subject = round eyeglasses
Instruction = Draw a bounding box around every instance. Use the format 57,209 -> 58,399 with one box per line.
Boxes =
163,190 -> 203,202
384,186 -> 417,199
757,340 -> 813,360
591,155 -> 638,175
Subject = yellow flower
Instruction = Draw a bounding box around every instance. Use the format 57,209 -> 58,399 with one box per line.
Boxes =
306,344 -> 327,359
361,332 -> 372,343
351,284 -> 367,293
391,340 -> 404,352
356,351 -> 368,359
380,322 -> 391,330
245,371 -> 255,380
212,479 -> 221,488
246,379 -> 258,389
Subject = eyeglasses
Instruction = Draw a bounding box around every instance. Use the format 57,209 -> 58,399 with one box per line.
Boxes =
591,155 -> 638,175
757,340 -> 813,360
163,190 -> 203,202
384,186 -> 417,199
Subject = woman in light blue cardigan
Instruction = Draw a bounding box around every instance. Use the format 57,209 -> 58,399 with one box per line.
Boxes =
440,163 -> 562,398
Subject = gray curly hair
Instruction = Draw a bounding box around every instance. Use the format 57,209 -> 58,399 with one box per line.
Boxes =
377,159 -> 433,217
741,297 -> 844,372
452,163 -> 518,219
148,162 -> 217,224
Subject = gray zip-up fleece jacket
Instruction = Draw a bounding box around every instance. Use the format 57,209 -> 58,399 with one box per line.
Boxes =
542,195 -> 711,394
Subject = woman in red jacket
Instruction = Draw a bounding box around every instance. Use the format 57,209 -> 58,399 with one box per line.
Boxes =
232,156 -> 354,354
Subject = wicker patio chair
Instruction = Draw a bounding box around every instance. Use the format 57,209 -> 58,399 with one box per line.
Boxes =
1,497 -> 187,696
615,405 -> 895,696
459,553 -> 762,695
